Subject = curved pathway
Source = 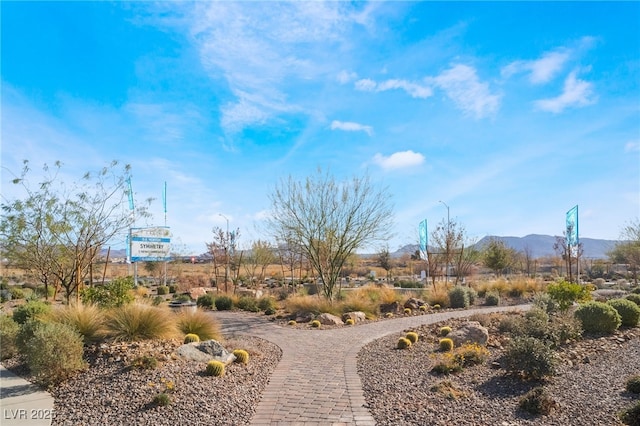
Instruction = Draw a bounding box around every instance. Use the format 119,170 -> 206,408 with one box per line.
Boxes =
212,304 -> 530,426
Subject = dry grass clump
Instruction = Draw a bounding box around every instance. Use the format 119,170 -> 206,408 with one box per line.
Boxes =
283,294 -> 339,316
47,303 -> 107,344
473,278 -> 544,298
175,308 -> 221,341
105,303 -> 177,342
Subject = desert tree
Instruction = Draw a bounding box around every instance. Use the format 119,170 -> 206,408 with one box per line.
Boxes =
241,240 -> 276,287
608,218 -> 640,285
0,160 -> 147,302
267,170 -> 393,300
429,217 -> 465,284
553,225 -> 583,283
482,238 -> 516,277
377,245 -> 393,283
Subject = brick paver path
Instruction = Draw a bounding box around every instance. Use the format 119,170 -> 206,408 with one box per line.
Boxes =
212,304 -> 530,426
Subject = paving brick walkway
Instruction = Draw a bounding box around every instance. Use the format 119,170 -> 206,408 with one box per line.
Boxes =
212,304 -> 530,426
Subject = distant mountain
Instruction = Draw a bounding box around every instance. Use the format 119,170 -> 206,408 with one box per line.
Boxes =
392,234 -> 619,259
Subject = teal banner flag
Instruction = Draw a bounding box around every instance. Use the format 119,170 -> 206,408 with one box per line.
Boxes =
127,178 -> 134,211
566,205 -> 579,246
419,219 -> 427,254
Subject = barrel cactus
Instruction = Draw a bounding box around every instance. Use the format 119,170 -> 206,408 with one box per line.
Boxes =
233,349 -> 250,364
184,333 -> 200,343
397,337 -> 412,349
405,332 -> 419,343
205,360 -> 225,377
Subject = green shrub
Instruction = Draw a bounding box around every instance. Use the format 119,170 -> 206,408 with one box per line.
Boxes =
157,285 -> 169,296
439,326 -> 452,337
175,309 -> 221,341
168,285 -> 178,294
0,315 -> 19,359
214,296 -> 233,311
518,387 -> 558,415
397,337 -> 412,349
439,338 -> 454,352
485,291 -> 500,306
236,296 -> 259,312
105,304 -> 177,341
620,401 -> 640,426
174,294 -> 192,303
196,294 -> 215,309
544,313 -> 583,347
23,321 -> 86,386
626,375 -> 640,394
632,287 -> 640,294
184,333 -> 200,343
532,293 -> 559,314
233,349 -> 250,364
405,331 -> 419,343
455,343 -> 489,367
431,352 -> 463,375
574,301 -> 621,334
608,299 -> 640,327
9,286 -> 25,300
448,286 -> 470,309
626,294 -> 640,306
81,277 -> 134,308
466,287 -> 477,305
12,300 -> 52,325
205,360 -> 225,377
547,280 -> 591,312
257,297 -> 277,312
311,320 -> 321,328
503,337 -> 556,380
129,355 -> 158,370
153,393 -> 171,406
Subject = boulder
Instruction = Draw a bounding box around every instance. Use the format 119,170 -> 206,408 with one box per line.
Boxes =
404,298 -> 427,310
380,301 -> 400,314
448,321 -> 489,347
176,339 -> 236,364
342,311 -> 367,323
317,312 -> 344,326
294,311 -> 315,323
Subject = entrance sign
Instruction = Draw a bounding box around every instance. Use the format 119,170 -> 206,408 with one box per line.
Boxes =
130,227 -> 171,262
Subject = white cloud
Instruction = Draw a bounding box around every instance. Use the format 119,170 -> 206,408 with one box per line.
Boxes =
534,70 -> 596,113
330,120 -> 373,136
354,78 -> 432,99
625,141 -> 640,152
373,150 -> 425,170
502,50 -> 570,84
429,64 -> 501,118
337,70 -> 358,84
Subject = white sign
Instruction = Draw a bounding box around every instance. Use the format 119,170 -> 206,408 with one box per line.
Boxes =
130,227 -> 171,262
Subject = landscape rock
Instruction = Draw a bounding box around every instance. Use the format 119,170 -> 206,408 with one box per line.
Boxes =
295,311 -> 314,323
342,311 -> 367,323
448,321 -> 489,347
404,298 -> 427,310
176,339 -> 236,364
379,301 -> 400,314
317,312 -> 344,326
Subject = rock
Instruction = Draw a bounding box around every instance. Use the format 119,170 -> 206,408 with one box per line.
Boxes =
342,311 -> 367,323
403,298 -> 426,310
295,311 -> 314,323
317,312 -> 344,326
176,339 -> 236,364
448,321 -> 489,347
380,301 -> 400,314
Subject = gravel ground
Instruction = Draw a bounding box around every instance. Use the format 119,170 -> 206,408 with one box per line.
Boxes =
357,314 -> 640,426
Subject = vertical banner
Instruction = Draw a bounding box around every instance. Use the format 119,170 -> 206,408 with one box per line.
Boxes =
566,205 -> 579,247
419,219 -> 428,259
127,177 -> 134,211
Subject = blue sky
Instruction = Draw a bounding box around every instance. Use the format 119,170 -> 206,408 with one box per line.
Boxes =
2,1 -> 639,255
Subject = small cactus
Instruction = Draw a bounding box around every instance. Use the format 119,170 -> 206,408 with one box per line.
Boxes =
311,320 -> 321,328
397,337 -> 412,349
384,312 -> 394,318
345,318 -> 355,325
405,332 -> 419,343
184,333 -> 200,343
288,320 -> 297,326
205,360 -> 225,377
419,305 -> 427,312
433,304 -> 441,310
439,326 -> 452,337
233,349 -> 250,364
404,308 -> 412,315
439,338 -> 454,352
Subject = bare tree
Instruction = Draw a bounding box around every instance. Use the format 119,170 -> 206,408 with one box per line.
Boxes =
608,218 -> 640,285
268,170 -> 393,300
553,225 -> 583,283
430,217 -> 465,284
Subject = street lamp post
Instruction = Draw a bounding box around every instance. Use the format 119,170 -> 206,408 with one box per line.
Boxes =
219,214 -> 229,293
439,201 -> 450,283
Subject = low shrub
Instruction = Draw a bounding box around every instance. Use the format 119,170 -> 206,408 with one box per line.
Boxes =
626,375 -> 640,394
405,332 -> 419,343
455,343 -> 489,367
257,296 -> 277,312
519,387 -> 558,415
175,309 -> 221,341
466,287 -> 478,305
214,296 -> 234,311
397,337 -> 412,349
547,280 -> 591,312
574,301 -> 621,334
12,300 -> 51,325
503,337 -> 556,380
81,277 -> 134,308
23,321 -> 86,386
608,299 -> 640,327
439,326 -> 452,337
626,294 -> 640,306
448,286 -> 470,309
105,304 -> 177,342
439,338 -> 454,352
196,294 -> 215,309
9,286 -> 25,300
157,286 -> 169,296
532,293 -> 559,314
0,314 -> 19,359
153,393 -> 171,407
130,355 -> 158,370
233,349 -> 249,364
236,296 -> 259,312
485,291 -> 500,306
431,352 -> 463,375
168,285 -> 178,294
205,360 -> 225,377
47,303 -> 106,344
619,401 -> 640,426
184,333 -> 200,343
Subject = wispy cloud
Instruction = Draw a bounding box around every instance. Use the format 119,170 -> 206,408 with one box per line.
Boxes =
355,78 -> 432,99
534,70 -> 596,113
330,120 -> 373,136
372,150 -> 425,170
625,140 -> 640,152
502,50 -> 570,84
429,64 -> 501,118
337,70 -> 358,84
